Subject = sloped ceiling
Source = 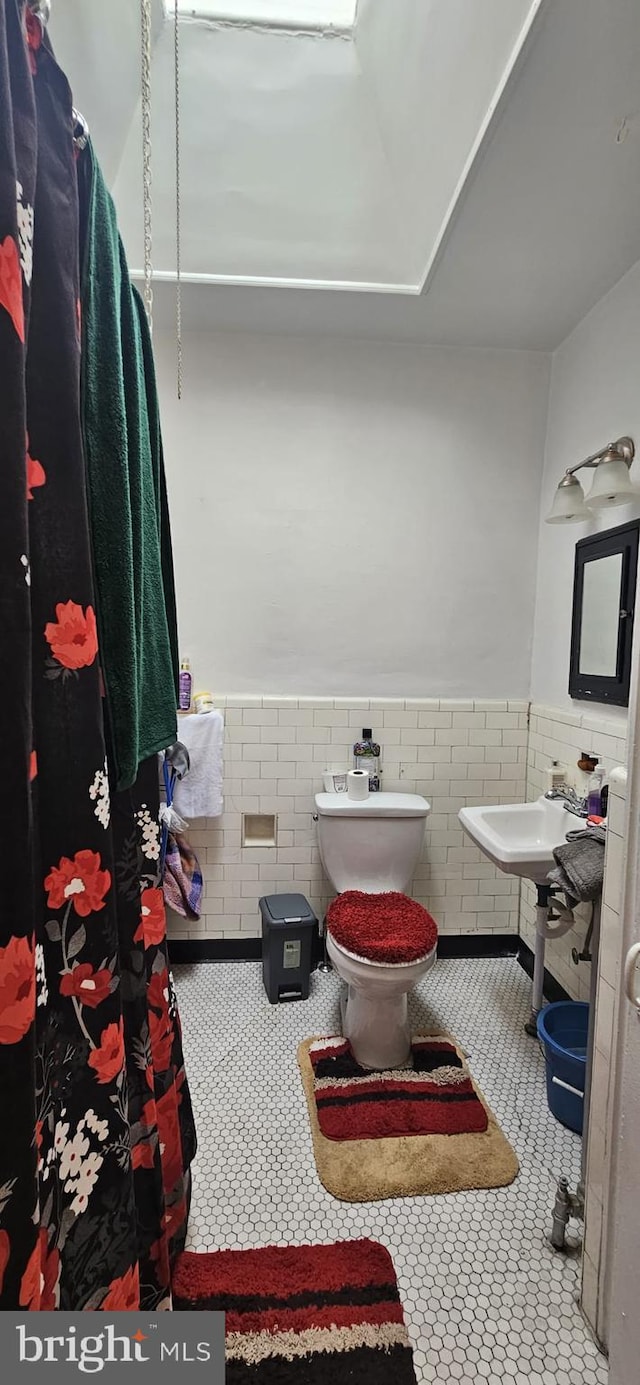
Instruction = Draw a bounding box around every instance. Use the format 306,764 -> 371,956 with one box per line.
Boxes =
51,0 -> 538,289
51,0 -> 640,348
115,17 -> 413,286
111,0 -> 536,289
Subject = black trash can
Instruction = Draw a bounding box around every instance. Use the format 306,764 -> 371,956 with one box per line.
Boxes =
259,893 -> 318,1003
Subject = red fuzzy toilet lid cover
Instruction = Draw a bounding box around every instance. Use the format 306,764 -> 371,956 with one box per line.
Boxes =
327,891 -> 438,964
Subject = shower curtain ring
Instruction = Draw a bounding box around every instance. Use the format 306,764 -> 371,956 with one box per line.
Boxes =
28,0 -> 51,28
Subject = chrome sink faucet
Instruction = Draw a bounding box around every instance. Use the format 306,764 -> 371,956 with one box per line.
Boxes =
544,786 -> 588,818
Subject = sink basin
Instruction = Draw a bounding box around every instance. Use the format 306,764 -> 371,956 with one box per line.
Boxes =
458,795 -> 586,883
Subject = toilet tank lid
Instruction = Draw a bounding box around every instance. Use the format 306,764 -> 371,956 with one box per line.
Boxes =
314,792 -> 431,818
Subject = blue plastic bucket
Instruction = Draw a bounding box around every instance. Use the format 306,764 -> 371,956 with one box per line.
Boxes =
537,1001 -> 589,1134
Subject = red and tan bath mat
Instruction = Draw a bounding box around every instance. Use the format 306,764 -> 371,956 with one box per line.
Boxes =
298,1034 -> 519,1202
173,1238 -> 417,1383
309,1035 -> 489,1141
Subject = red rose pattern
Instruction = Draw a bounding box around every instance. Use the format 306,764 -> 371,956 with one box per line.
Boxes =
44,601 -> 98,670
101,1264 -> 140,1312
156,1088 -> 184,1198
131,1141 -> 155,1171
60,962 -> 112,1009
17,1229 -> 59,1311
26,447 -> 46,500
149,1009 -> 173,1074
41,1246 -> 61,1310
133,887 -> 166,947
88,1020 -> 125,1085
0,236 -> 24,342
44,849 -> 111,917
0,934 -> 35,1044
0,1230 -> 10,1295
148,969 -> 169,1013
18,1235 -> 41,1310
24,8 -> 42,76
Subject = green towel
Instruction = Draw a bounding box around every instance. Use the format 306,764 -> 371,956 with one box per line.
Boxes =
132,284 -> 180,701
79,142 -> 178,789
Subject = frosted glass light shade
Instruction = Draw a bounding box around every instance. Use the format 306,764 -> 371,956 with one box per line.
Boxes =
546,475 -> 589,524
586,454 -> 636,509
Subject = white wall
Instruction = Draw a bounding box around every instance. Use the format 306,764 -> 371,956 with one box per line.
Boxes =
51,0 -> 164,185
113,17 -> 409,285
82,0 -> 540,293
167,695 -> 526,944
530,258 -> 640,719
355,0 -> 536,284
155,332 -> 549,696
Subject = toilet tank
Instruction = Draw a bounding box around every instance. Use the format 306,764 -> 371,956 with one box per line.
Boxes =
314,792 -> 430,894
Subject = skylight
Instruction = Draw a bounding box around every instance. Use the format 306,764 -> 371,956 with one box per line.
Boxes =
174,1 -> 358,31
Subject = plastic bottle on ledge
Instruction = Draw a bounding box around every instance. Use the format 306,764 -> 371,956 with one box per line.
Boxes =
353,727 -> 381,792
587,764 -> 604,817
178,658 -> 192,712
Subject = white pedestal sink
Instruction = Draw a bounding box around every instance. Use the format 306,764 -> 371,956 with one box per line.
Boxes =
459,795 -> 588,1033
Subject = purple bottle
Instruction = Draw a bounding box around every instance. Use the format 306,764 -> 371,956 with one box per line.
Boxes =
178,658 -> 192,712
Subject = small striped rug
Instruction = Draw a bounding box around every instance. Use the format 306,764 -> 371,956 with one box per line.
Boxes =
298,1034 -> 519,1201
309,1035 -> 489,1141
172,1238 -> 417,1383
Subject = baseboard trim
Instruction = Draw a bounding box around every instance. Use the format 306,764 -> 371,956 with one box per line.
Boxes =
437,933 -> 519,959
168,932 -> 520,965
516,941 -> 572,1005
168,938 -> 263,963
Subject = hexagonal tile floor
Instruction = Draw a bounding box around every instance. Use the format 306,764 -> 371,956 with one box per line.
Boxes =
173,956 -> 608,1384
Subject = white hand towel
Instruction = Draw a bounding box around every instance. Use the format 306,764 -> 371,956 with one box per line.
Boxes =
171,710 -> 224,820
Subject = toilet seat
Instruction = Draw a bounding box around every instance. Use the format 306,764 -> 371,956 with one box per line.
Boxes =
327,890 -> 438,965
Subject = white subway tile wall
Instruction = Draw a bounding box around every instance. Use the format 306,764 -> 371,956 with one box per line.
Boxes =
166,697 -> 529,942
582,766 -> 627,1341
520,704 -> 627,1002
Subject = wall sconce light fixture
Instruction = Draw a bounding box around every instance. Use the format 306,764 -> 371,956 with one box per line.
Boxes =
546,436 -> 636,524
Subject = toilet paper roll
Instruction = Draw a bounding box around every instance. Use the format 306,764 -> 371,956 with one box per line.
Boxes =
347,769 -> 370,801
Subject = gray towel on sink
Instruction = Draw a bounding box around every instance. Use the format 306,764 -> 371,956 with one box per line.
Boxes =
547,826 -> 606,905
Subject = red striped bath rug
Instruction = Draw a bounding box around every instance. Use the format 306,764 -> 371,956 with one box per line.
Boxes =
172,1238 -> 417,1383
309,1035 -> 489,1141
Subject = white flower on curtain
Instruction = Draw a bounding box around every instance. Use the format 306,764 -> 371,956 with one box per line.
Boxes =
35,941 -> 48,1007
17,180 -> 34,286
89,761 -> 110,829
135,802 -> 160,861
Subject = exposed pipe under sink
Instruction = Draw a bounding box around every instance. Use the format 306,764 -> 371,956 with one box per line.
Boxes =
524,882 -> 577,1037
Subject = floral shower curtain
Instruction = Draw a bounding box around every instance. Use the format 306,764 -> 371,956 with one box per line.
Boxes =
0,1 -> 195,1310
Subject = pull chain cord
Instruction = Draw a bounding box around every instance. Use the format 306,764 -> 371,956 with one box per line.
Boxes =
174,0 -> 183,399
140,0 -> 153,330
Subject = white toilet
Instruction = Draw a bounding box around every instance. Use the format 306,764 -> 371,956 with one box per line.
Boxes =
315,791 -> 437,1068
